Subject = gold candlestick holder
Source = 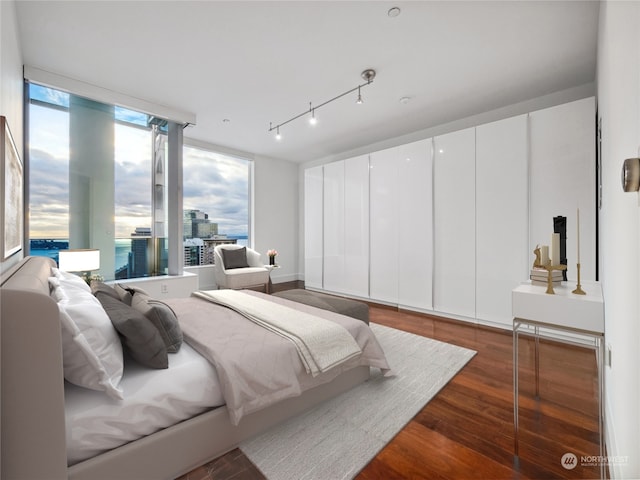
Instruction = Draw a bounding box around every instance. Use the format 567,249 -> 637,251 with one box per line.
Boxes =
572,263 -> 586,295
541,264 -> 567,295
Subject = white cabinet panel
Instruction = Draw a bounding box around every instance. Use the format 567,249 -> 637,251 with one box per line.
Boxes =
398,139 -> 433,310
304,166 -> 323,289
476,115 -> 528,326
323,161 -> 345,292
369,147 -> 399,304
433,128 -> 476,319
344,155 -> 369,297
530,97 -> 596,281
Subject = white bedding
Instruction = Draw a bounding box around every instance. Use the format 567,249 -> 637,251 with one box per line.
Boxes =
65,342 -> 224,466
193,289 -> 363,376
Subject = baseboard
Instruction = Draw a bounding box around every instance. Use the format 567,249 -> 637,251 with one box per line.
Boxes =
271,273 -> 299,283
606,399 -> 621,479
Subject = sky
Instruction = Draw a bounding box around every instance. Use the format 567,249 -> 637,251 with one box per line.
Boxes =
28,86 -> 249,240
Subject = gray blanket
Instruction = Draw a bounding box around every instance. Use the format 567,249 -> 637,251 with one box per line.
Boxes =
164,291 -> 391,425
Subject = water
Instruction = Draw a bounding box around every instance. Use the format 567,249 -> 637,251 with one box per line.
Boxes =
115,238 -> 131,270
31,235 -> 249,270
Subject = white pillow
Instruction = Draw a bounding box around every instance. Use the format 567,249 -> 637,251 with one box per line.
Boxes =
52,267 -> 91,292
52,279 -> 124,399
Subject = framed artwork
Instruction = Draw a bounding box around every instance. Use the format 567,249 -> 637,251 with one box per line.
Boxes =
1,116 -> 23,259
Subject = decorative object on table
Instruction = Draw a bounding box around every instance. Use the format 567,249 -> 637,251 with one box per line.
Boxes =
573,207 -> 586,295
58,249 -> 101,284
1,116 -> 23,259
532,245 -> 542,268
530,268 -> 562,287
541,264 -> 567,295
621,157 -> 640,192
267,249 -> 278,266
553,216 -> 568,280
534,244 -> 550,267
550,232 -> 560,267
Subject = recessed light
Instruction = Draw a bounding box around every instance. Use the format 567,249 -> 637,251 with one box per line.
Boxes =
222,118 -> 231,124
399,96 -> 410,105
388,7 -> 401,17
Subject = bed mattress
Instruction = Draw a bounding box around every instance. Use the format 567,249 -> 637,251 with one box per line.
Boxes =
65,342 -> 224,465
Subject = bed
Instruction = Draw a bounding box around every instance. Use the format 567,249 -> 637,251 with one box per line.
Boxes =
0,256 -> 389,480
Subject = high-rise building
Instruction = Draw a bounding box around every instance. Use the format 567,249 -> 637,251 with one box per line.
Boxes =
130,227 -> 151,277
183,209 -> 218,239
184,238 -> 204,266
183,236 -> 237,266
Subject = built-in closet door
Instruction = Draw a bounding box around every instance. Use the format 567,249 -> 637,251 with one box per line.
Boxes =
369,147 -> 399,304
398,139 -> 433,311
476,115 -> 528,327
343,155 -> 370,298
323,161 -> 346,293
529,97 -> 596,282
304,166 -> 323,289
433,128 -> 476,320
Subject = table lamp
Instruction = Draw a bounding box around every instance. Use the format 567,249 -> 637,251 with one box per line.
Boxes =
58,249 -> 100,283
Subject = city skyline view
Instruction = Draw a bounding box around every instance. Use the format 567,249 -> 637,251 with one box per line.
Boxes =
28,84 -> 249,241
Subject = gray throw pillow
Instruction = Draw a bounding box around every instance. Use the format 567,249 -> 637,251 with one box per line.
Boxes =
221,247 -> 250,269
95,292 -> 168,369
114,284 -> 133,306
91,281 -> 133,306
91,281 -> 121,301
131,292 -> 183,353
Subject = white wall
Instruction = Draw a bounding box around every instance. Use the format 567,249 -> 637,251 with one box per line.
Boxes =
0,0 -> 24,275
253,154 -> 299,284
597,2 -> 640,478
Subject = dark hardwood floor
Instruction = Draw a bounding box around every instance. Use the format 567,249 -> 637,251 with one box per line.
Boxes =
179,285 -> 604,480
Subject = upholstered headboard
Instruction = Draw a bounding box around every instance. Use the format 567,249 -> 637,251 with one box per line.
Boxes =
1,256 -> 67,479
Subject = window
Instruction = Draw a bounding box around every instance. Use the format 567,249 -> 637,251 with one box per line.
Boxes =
27,83 -> 174,280
27,83 -> 251,278
182,145 -> 251,266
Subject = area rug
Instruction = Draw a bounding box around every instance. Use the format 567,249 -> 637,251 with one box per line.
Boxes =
240,323 -> 476,480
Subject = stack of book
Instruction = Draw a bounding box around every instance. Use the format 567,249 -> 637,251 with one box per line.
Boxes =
530,268 -> 563,287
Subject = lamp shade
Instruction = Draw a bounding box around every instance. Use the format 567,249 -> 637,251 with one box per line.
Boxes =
59,249 -> 100,272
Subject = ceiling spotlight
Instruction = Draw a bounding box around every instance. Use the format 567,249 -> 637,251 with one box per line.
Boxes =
399,97 -> 410,105
356,86 -> 363,104
275,126 -> 281,141
309,103 -> 317,125
388,7 -> 401,17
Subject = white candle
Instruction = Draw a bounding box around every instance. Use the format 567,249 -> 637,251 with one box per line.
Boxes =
551,233 -> 560,266
540,245 -> 549,266
577,208 -> 580,264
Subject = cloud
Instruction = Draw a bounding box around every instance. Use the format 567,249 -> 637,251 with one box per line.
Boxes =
29,107 -> 249,240
183,146 -> 249,235
29,148 -> 69,238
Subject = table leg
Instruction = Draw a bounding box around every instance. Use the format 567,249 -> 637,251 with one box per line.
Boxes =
535,325 -> 540,398
513,321 -> 520,456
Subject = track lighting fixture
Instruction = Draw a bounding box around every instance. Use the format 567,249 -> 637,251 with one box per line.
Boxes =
269,69 -> 376,140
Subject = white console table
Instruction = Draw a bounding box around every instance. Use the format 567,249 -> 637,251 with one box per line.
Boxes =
512,281 -> 605,473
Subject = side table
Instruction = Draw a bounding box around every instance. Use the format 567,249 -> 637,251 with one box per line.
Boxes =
512,281 -> 605,475
265,264 -> 280,294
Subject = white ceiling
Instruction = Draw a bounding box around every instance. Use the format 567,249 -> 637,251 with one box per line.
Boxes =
15,1 -> 599,163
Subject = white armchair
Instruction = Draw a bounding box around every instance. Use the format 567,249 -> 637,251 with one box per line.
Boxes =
213,245 -> 270,292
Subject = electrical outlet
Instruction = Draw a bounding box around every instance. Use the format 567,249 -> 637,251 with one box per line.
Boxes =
606,344 -> 612,367
161,283 -> 168,294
